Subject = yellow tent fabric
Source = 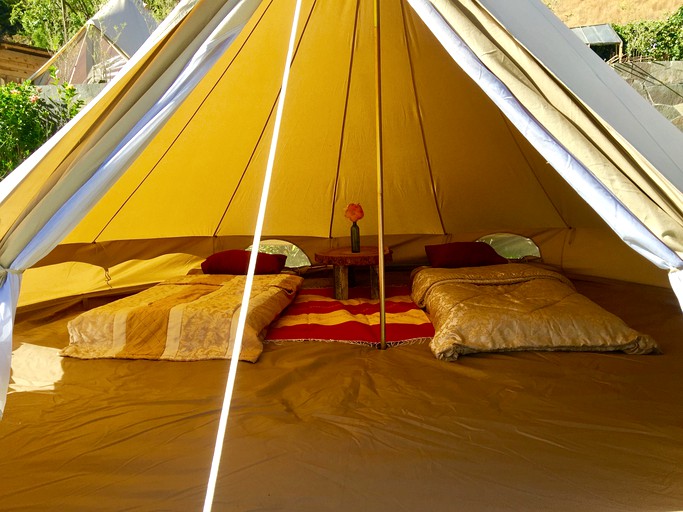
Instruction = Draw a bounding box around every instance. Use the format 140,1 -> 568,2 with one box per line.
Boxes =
6,0 -> 683,307
2,0 -> 683,410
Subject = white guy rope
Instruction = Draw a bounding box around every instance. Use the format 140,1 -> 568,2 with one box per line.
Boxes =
202,0 -> 304,510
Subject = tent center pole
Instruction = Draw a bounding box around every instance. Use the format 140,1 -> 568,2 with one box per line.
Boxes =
374,0 -> 387,350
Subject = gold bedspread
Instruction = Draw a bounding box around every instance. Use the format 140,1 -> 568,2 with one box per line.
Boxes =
411,263 -> 658,361
64,273 -> 303,362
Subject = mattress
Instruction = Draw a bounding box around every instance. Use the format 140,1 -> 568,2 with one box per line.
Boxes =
63,273 -> 303,362
411,263 -> 658,360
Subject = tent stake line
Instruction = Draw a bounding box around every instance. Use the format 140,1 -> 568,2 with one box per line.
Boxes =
202,1 -> 304,511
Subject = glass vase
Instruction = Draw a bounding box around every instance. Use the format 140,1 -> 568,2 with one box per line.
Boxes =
350,221 -> 360,253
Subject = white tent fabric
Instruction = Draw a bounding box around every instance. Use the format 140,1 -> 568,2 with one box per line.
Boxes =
1,0 -> 683,418
414,0 -> 683,277
30,0 -> 158,85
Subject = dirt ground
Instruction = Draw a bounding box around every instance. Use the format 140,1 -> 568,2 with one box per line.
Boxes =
546,0 -> 682,27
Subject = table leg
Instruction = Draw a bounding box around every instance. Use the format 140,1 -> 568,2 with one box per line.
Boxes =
370,265 -> 379,299
334,265 -> 349,300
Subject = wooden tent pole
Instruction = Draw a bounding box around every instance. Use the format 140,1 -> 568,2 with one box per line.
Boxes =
374,0 -> 387,350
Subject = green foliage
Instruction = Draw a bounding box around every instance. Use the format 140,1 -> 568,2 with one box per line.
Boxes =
9,0 -> 98,51
0,74 -> 84,179
0,0 -> 20,38
145,0 -> 180,21
0,82 -> 50,178
249,241 -> 312,268
46,75 -> 84,126
614,7 -> 683,60
8,0 -> 180,51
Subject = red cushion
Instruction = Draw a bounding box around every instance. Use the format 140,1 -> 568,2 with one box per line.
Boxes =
201,250 -> 287,275
424,241 -> 507,268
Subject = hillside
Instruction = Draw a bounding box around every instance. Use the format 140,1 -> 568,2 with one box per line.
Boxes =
544,1 -> 683,131
546,0 -> 682,27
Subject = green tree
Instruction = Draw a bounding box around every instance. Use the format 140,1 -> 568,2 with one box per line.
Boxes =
9,0 -> 180,51
0,0 -> 21,38
614,7 -> 683,60
145,0 -> 180,21
0,76 -> 84,178
9,0 -> 99,51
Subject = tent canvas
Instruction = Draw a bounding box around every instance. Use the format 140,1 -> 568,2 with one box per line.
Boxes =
30,0 -> 158,85
1,0 -> 682,409
1,1 -> 683,508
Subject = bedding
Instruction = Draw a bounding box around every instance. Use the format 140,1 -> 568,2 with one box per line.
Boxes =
424,240 -> 508,268
200,249 -> 287,275
265,286 -> 434,346
411,263 -> 658,361
63,273 -> 303,362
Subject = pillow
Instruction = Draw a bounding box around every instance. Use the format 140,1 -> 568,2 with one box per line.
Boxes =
201,250 -> 287,275
425,241 -> 507,268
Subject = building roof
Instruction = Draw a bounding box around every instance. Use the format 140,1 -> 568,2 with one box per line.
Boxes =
571,24 -> 622,46
0,40 -> 50,84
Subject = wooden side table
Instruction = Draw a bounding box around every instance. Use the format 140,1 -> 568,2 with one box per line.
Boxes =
314,246 -> 392,300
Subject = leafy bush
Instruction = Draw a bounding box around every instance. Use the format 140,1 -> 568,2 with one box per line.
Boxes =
145,0 -> 180,21
0,75 -> 84,179
614,7 -> 683,60
8,0 -> 94,51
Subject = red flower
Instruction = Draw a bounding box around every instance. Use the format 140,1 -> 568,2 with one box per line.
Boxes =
344,203 -> 364,222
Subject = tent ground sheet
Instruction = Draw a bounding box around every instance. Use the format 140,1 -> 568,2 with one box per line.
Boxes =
1,277 -> 682,511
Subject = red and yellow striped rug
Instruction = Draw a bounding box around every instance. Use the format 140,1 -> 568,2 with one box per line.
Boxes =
265,286 -> 434,346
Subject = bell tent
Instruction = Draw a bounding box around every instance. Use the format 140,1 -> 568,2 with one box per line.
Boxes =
1,0 -> 683,407
30,0 -> 158,85
1,1 -> 683,509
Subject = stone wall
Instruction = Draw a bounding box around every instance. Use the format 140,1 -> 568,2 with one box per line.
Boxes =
613,60 -> 683,131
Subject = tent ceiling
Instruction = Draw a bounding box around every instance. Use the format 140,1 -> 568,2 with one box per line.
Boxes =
62,0 -> 597,249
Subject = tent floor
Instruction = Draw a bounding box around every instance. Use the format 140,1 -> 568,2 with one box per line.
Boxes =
1,273 -> 682,511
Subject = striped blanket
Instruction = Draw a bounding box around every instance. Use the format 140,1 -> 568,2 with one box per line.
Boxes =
265,286 -> 434,346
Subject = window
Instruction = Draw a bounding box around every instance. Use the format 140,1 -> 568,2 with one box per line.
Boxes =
477,233 -> 541,260
247,239 -> 311,268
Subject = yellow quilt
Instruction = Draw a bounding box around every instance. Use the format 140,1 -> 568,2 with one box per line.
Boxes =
411,264 -> 658,361
64,273 -> 303,362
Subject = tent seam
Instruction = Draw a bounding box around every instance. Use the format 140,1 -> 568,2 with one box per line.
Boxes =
499,114 -> 570,230
214,0 -> 318,236
329,0 -> 362,239
400,0 -> 446,235
90,0 -> 276,242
